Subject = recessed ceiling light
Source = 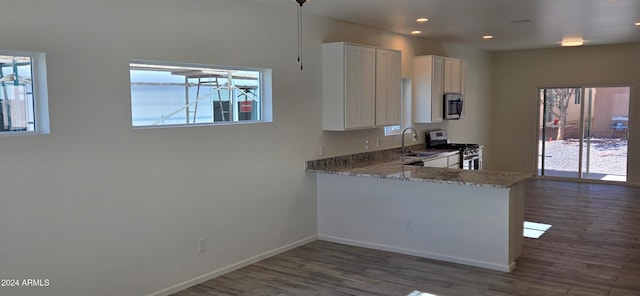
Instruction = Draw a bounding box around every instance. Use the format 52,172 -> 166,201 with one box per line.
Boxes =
561,38 -> 584,47
635,22 -> 640,26
416,18 -> 429,23
411,30 -> 423,35
482,35 -> 494,39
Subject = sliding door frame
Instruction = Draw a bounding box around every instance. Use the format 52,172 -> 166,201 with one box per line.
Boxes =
536,84 -> 631,184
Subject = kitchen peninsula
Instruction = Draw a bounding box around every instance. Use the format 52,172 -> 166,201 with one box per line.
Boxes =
306,147 -> 532,272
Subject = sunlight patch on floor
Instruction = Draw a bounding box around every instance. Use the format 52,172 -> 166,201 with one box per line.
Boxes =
407,291 -> 438,296
599,174 -> 626,182
524,221 -> 552,239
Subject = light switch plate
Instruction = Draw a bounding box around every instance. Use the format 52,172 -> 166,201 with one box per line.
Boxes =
197,238 -> 206,253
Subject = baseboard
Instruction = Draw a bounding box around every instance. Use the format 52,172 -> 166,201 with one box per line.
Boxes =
147,235 -> 317,296
533,176 -> 640,188
318,235 -> 513,273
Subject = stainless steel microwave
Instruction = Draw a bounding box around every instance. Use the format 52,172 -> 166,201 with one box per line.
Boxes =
444,93 -> 464,120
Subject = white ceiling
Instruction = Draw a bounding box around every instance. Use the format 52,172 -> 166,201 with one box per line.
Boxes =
252,0 -> 640,51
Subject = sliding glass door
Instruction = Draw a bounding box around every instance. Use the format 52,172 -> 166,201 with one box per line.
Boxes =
538,86 -> 629,182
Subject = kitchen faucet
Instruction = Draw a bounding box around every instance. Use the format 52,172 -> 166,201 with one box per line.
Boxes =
401,127 -> 418,162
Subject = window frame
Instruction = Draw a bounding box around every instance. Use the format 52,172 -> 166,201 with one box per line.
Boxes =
0,50 -> 49,136
129,59 -> 272,129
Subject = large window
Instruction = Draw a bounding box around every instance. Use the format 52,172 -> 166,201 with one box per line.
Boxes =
129,60 -> 272,128
0,51 -> 49,135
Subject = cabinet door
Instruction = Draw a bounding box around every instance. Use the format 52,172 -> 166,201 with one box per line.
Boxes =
412,55 -> 444,123
460,60 -> 467,96
431,57 -> 444,122
375,49 -> 401,126
345,45 -> 376,129
444,58 -> 462,94
448,154 -> 460,167
423,156 -> 449,168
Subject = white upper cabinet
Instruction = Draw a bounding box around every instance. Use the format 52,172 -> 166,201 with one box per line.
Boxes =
413,55 -> 468,123
322,42 -> 401,131
323,43 -> 376,131
444,57 -> 467,94
375,48 -> 402,126
413,55 -> 444,123
344,45 -> 376,129
460,59 -> 467,95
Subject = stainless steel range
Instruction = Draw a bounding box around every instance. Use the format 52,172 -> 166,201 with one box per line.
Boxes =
426,130 -> 483,170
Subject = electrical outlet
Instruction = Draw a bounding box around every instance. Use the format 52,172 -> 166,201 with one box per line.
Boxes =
376,138 -> 380,148
319,145 -> 325,156
412,133 -> 418,142
365,140 -> 369,150
197,238 -> 206,253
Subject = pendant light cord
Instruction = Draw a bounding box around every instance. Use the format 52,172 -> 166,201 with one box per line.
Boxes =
297,4 -> 304,70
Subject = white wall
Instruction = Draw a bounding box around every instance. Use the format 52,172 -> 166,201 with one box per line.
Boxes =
490,44 -> 640,184
0,1 -> 493,295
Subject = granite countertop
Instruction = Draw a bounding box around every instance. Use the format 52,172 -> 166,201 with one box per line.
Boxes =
306,146 -> 532,188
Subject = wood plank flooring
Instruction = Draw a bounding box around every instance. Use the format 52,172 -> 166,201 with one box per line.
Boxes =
172,180 -> 640,296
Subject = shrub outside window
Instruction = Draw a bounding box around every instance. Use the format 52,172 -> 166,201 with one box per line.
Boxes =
129,60 -> 272,128
384,124 -> 402,135
0,51 -> 49,135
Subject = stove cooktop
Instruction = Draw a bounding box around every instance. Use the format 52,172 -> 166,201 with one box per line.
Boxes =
426,130 -> 479,151
432,143 -> 479,150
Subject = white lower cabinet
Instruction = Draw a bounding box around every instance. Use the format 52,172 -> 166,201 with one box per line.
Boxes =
422,151 -> 460,168
447,153 -> 460,168
423,156 -> 448,168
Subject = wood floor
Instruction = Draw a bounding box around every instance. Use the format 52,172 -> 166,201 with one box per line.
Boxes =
172,180 -> 640,296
